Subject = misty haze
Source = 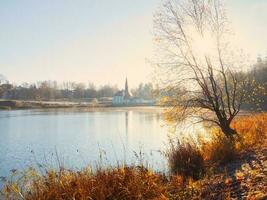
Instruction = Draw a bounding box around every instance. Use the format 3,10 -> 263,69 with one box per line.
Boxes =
0,0 -> 266,199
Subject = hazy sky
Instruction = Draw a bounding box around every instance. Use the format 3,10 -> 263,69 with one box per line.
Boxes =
0,0 -> 266,88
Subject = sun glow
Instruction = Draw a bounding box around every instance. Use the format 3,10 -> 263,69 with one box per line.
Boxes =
192,34 -> 215,57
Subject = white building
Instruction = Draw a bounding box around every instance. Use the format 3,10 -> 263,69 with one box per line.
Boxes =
112,78 -> 132,105
112,90 -> 125,105
112,78 -> 155,106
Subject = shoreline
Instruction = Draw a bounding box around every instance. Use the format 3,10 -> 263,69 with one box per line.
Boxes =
0,100 -> 260,116
0,100 -> 161,111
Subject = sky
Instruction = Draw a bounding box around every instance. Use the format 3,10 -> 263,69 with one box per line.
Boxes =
0,0 -> 266,88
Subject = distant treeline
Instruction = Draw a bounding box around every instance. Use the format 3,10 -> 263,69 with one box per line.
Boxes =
0,58 -> 266,109
0,80 -> 155,101
242,57 -> 267,110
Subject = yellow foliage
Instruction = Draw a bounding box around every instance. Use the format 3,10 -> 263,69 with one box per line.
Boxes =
201,129 -> 237,164
200,113 -> 267,164
232,113 -> 267,149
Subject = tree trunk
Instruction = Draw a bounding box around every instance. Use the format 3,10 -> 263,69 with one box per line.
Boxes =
220,122 -> 237,138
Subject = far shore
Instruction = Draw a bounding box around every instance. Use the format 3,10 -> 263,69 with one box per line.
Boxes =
0,99 -> 162,111
0,100 -> 258,118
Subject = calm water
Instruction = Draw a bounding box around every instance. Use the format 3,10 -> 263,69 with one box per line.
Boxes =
0,108 -> 172,177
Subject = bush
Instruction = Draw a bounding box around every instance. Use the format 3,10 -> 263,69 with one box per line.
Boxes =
201,129 -> 237,165
165,140 -> 204,180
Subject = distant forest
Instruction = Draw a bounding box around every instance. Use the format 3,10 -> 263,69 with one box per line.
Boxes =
0,58 -> 266,110
0,77 -> 155,101
242,57 -> 267,110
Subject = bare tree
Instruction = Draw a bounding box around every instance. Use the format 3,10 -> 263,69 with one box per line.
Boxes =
154,0 -> 254,138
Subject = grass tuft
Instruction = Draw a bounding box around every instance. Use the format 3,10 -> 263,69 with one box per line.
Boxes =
201,129 -> 237,165
165,140 -> 204,180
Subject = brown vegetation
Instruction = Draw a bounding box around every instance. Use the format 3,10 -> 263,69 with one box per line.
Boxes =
201,131 -> 237,165
165,141 -> 204,179
232,113 -> 267,149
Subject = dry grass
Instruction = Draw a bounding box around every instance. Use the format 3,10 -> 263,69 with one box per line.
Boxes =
232,113 -> 267,150
1,113 -> 266,200
201,113 -> 267,165
201,129 -> 237,165
165,141 -> 204,179
1,166 -> 198,200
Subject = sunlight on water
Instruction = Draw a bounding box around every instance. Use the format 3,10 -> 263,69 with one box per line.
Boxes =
0,108 -> 168,177
0,108 -> 205,178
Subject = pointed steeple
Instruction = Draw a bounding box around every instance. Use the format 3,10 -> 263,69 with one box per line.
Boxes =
124,77 -> 131,99
125,77 -> 128,92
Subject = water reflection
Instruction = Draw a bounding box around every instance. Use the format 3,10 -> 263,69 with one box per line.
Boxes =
125,111 -> 129,136
0,108 -> 168,177
0,108 -> 205,179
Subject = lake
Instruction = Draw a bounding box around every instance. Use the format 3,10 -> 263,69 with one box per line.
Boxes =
0,107 -> 175,178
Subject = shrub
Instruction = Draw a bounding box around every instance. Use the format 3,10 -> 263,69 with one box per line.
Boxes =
201,129 -> 237,165
165,140 -> 204,180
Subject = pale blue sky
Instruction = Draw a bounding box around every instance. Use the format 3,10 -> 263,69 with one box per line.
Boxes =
0,0 -> 266,87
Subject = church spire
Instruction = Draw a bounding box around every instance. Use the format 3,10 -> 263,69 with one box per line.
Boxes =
124,77 -> 131,99
125,77 -> 128,92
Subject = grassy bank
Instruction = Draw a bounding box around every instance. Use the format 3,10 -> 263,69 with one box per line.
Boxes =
0,100 -> 105,110
1,113 -> 266,200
